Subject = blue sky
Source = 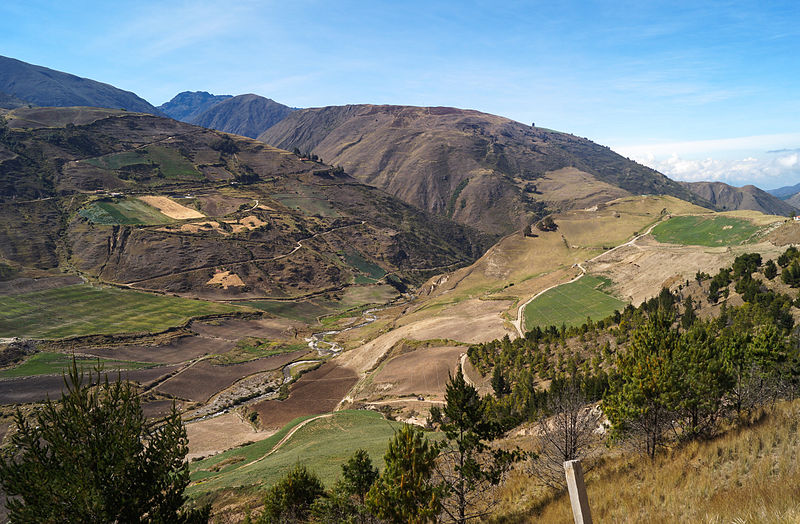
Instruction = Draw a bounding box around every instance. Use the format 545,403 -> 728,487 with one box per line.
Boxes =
1,0 -> 799,188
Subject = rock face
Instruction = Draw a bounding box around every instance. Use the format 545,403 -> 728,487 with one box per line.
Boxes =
0,55 -> 161,114
189,94 -> 294,138
157,91 -> 233,122
259,104 -> 708,234
682,181 -> 797,216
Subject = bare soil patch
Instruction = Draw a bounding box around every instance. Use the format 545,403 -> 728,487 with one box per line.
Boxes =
138,195 -> 204,219
252,363 -> 358,430
532,167 -> 630,209
0,275 -> 83,297
155,351 -> 304,402
767,221 -> 800,246
79,334 -> 232,364
0,365 -> 180,405
360,346 -> 463,399
141,399 -> 185,419
206,270 -> 246,289
590,238 -> 784,306
186,412 -> 273,460
190,318 -> 302,342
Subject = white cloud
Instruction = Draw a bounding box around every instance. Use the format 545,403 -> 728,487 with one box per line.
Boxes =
632,152 -> 800,187
613,134 -> 800,188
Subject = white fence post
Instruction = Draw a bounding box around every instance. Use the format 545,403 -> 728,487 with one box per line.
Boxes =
564,459 -> 593,524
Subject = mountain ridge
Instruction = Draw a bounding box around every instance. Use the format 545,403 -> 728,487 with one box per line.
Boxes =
0,55 -> 162,115
259,104 -> 712,234
681,181 -> 796,216
188,94 -> 294,139
157,91 -> 233,122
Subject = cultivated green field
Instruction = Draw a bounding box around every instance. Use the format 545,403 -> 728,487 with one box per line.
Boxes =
524,275 -> 627,330
188,410 -> 430,495
652,215 -> 761,246
344,251 -> 386,282
241,285 -> 397,324
0,284 -> 242,339
84,145 -> 201,180
273,193 -> 339,217
79,198 -> 173,225
0,352 -> 157,378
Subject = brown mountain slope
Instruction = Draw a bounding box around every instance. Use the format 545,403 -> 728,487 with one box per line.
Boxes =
190,94 -> 294,138
259,104 -> 709,234
786,192 -> 800,210
157,91 -> 233,122
0,55 -> 162,115
681,181 -> 796,216
0,107 -> 491,298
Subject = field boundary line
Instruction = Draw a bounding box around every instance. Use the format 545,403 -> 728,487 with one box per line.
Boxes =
190,413 -> 333,487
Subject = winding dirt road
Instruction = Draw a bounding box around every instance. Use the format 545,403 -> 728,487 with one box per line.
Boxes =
512,220 -> 664,336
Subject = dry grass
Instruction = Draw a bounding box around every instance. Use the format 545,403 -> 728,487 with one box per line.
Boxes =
137,195 -> 205,219
496,401 -> 800,523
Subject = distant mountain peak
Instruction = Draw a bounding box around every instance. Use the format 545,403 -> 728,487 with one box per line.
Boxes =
681,181 -> 797,216
188,94 -> 294,138
0,55 -> 161,115
157,91 -> 233,122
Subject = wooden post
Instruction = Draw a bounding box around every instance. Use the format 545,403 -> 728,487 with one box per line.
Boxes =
564,459 -> 593,524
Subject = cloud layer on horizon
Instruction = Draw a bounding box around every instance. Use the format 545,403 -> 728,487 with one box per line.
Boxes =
616,135 -> 800,189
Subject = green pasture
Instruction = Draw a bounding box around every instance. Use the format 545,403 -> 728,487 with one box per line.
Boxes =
208,340 -> 308,365
523,275 -> 626,330
241,285 -> 397,324
84,150 -> 149,170
78,198 -> 172,225
189,410 -> 434,495
83,145 -> 201,180
0,284 -> 241,339
0,352 -> 156,379
651,215 -> 761,246
344,251 -> 386,281
273,193 -> 339,217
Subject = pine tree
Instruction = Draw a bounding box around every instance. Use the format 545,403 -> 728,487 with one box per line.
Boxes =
341,448 -> 379,506
603,311 -> 682,459
0,363 -> 208,523
433,369 -> 518,523
366,424 -> 443,523
259,463 -> 325,523
491,366 -> 510,397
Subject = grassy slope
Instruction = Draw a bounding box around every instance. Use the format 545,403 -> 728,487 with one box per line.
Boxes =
242,285 -> 397,324
0,284 -> 242,338
512,401 -> 800,523
652,215 -> 763,246
404,196 -> 705,325
189,410 -> 418,496
79,198 -> 173,225
523,275 -> 626,329
0,352 -> 156,378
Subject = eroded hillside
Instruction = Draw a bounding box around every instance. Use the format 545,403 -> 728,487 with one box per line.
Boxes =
0,106 -> 492,299
259,104 -> 709,234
